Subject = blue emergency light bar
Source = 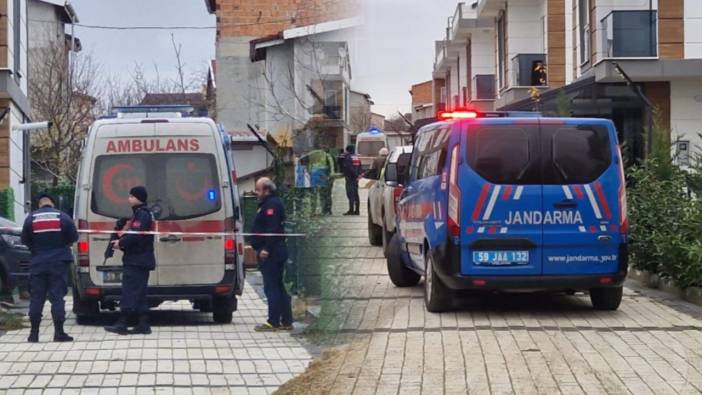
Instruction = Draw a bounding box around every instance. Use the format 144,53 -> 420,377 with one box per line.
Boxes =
99,105 -> 198,119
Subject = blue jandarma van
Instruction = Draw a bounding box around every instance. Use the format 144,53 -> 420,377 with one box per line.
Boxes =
386,110 -> 628,312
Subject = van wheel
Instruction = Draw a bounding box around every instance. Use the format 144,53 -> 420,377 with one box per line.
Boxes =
386,233 -> 420,287
368,204 -> 383,246
590,286 -> 623,310
72,287 -> 99,325
382,226 -> 393,258
424,249 -> 452,313
213,296 -> 237,323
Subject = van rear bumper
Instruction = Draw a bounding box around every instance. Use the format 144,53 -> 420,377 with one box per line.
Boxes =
431,242 -> 628,291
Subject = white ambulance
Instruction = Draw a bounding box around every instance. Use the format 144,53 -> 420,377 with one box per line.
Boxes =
71,106 -> 246,324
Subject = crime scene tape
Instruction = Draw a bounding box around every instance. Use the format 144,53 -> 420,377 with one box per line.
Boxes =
0,227 -> 306,238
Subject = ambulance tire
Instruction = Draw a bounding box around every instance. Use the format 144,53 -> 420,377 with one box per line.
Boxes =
212,296 -> 237,323
368,205 -> 383,246
72,287 -> 99,325
386,233 -> 420,287
424,249 -> 452,313
381,226 -> 393,258
590,286 -> 623,311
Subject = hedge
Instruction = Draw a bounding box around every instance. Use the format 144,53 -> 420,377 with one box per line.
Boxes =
0,187 -> 14,221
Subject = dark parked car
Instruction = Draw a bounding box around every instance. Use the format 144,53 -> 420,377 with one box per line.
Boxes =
0,217 -> 31,294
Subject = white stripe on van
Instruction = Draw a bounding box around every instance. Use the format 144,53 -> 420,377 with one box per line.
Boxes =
500,227 -> 508,234
600,225 -> 607,232
482,185 -> 501,221
584,185 -> 603,219
477,227 -> 485,234
562,185 -> 574,200
514,186 -> 524,200
578,226 -> 587,233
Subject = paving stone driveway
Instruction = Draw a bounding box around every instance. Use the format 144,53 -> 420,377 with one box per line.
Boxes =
0,272 -> 314,394
309,186 -> 702,395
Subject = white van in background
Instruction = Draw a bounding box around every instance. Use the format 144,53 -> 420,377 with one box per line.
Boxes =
71,106 -> 245,324
355,129 -> 388,170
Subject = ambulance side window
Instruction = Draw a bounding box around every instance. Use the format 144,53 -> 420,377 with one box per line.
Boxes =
415,127 -> 450,180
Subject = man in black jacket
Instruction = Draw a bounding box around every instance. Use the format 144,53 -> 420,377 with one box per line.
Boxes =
251,177 -> 293,331
21,193 -> 78,343
342,145 -> 361,215
105,186 -> 155,335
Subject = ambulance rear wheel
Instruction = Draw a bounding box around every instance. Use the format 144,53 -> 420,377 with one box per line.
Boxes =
72,287 -> 99,325
590,286 -> 623,311
424,249 -> 452,313
212,296 -> 237,323
368,205 -> 383,246
386,233 -> 420,287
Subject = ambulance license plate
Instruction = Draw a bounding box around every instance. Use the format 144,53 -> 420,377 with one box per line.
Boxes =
473,251 -> 529,266
103,271 -> 122,283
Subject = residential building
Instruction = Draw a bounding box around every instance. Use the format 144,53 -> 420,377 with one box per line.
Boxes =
410,80 -> 434,121
204,0 -> 360,190
0,0 -> 30,221
27,0 -> 79,53
349,90 -> 373,134
140,92 -> 209,117
434,0 -> 702,161
370,112 -> 385,130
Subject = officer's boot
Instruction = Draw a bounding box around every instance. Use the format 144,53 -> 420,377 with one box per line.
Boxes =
53,321 -> 74,342
343,202 -> 354,215
130,313 -> 152,335
104,312 -> 129,335
27,318 -> 40,343
353,201 -> 360,215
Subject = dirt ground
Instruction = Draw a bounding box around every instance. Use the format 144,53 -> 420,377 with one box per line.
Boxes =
273,346 -> 349,395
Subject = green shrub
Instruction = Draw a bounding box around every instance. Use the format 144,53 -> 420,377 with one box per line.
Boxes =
0,187 -> 15,221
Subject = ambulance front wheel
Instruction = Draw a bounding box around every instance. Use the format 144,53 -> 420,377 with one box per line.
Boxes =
213,295 -> 237,323
590,286 -> 623,311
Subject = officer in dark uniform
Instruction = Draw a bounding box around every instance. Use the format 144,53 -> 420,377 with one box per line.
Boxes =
251,177 -> 293,331
342,145 -> 361,215
21,193 -> 78,343
104,186 -> 155,335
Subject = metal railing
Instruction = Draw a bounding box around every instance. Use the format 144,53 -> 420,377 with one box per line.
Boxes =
512,54 -> 547,87
601,10 -> 657,58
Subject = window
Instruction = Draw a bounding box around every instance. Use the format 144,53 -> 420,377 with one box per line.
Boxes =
497,12 -> 507,89
13,0 -> 21,81
357,141 -> 386,156
579,0 -> 591,66
468,125 -> 539,184
92,154 -> 222,220
543,125 -> 611,184
412,128 -> 450,180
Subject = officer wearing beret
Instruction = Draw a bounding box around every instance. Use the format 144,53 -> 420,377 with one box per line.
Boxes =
21,193 -> 78,343
105,186 -> 155,335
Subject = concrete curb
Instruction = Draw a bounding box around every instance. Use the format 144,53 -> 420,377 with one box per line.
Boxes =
628,266 -> 702,307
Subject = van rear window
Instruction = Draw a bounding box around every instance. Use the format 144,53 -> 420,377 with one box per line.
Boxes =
92,154 -> 221,220
468,125 -> 540,184
467,123 -> 612,185
357,141 -> 386,156
543,125 -> 611,184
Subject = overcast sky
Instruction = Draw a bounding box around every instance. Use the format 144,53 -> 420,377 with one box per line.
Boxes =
69,0 -> 458,117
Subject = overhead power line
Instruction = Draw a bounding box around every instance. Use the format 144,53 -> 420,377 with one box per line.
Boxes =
72,16 -> 321,31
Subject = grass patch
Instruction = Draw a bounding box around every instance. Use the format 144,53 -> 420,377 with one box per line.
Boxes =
0,310 -> 26,331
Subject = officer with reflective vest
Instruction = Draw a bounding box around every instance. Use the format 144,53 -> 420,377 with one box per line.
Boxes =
21,193 -> 78,343
342,145 -> 361,215
251,177 -> 293,331
105,186 -> 155,335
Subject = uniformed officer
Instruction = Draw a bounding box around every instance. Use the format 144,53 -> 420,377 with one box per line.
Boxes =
104,186 -> 155,335
342,145 -> 361,215
251,177 -> 293,331
21,193 -> 78,343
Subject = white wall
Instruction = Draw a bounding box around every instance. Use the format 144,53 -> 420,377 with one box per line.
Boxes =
458,45 -> 469,105
9,105 -> 26,221
7,0 -> 29,94
685,0 -> 702,58
506,0 -> 546,87
670,79 -> 702,154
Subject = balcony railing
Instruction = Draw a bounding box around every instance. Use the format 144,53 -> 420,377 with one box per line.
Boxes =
512,54 -> 547,87
473,75 -> 496,100
601,10 -> 657,58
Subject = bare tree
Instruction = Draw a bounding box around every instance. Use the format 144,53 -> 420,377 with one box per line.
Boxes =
29,39 -> 101,185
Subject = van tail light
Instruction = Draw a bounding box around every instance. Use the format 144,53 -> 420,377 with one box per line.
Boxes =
224,218 -> 236,270
447,145 -> 461,237
393,187 -> 403,214
78,220 -> 90,267
616,146 -> 629,235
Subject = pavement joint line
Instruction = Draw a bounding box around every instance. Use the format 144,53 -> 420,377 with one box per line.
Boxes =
305,325 -> 702,335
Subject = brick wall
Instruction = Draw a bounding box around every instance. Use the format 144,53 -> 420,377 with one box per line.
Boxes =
410,81 -> 433,108
213,0 -> 359,38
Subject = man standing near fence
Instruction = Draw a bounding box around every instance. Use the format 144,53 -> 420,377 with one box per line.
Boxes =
251,177 -> 293,331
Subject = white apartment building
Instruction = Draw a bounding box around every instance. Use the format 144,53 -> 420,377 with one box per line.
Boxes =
434,0 -> 702,162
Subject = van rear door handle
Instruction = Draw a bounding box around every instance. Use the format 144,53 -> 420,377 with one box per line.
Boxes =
553,200 -> 577,209
159,235 -> 181,243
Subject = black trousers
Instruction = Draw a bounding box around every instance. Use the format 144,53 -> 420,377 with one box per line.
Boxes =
258,254 -> 293,326
345,178 -> 359,211
120,266 -> 150,313
29,262 -> 69,322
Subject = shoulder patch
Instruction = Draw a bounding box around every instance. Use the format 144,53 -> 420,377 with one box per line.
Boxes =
266,208 -> 274,216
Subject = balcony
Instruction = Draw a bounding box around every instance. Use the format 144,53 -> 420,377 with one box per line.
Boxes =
511,54 -> 547,87
472,75 -> 496,100
601,10 -> 657,58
